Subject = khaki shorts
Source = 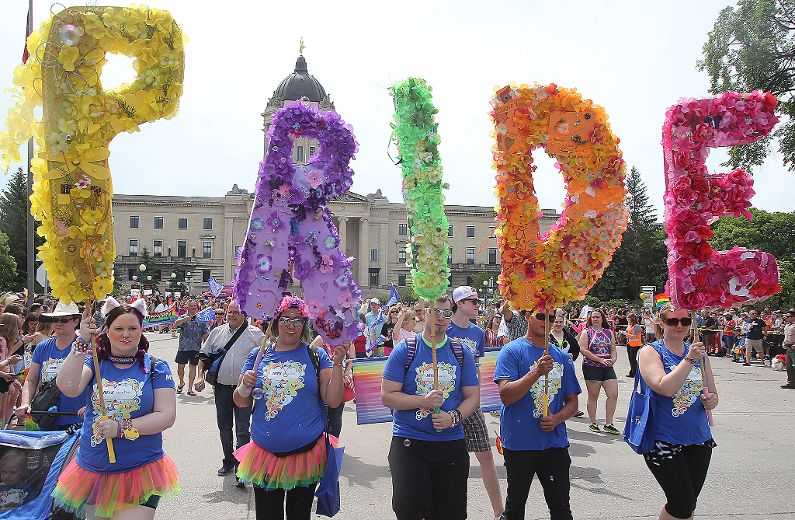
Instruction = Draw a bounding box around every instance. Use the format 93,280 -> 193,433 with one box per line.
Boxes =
746,339 -> 764,356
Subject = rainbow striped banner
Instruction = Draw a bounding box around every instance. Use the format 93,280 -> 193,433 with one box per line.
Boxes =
351,348 -> 502,425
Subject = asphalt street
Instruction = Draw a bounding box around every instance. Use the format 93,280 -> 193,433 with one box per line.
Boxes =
145,334 -> 795,520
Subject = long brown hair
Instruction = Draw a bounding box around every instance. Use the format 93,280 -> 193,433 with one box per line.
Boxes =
0,313 -> 20,359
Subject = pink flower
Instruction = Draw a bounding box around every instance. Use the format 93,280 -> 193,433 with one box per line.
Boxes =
337,290 -> 357,308
75,175 -> 91,189
306,170 -> 323,189
319,255 -> 334,274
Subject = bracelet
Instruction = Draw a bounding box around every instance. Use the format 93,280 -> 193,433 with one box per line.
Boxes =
447,409 -> 462,428
116,419 -> 131,439
72,338 -> 91,356
684,357 -> 697,364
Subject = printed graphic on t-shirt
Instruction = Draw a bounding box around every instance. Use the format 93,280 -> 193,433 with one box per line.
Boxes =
671,364 -> 703,417
41,357 -> 65,383
414,361 -> 456,420
452,336 -> 478,358
90,378 -> 143,447
261,361 -> 306,420
0,486 -> 28,510
529,361 -> 564,418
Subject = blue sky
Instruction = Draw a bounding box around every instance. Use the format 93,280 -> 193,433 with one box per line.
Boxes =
0,0 -> 792,215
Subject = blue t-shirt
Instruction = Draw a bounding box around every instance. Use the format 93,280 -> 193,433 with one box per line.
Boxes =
382,337 -> 479,442
646,341 -> 712,445
494,338 -> 581,451
242,345 -> 333,453
77,353 -> 175,473
447,322 -> 486,364
30,337 -> 91,427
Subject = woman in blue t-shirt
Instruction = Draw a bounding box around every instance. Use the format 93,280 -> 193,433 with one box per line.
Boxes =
637,304 -> 718,520
16,303 -> 87,430
233,296 -> 347,520
52,300 -> 180,519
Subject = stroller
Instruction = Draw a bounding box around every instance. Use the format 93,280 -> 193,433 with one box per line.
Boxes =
0,429 -> 80,519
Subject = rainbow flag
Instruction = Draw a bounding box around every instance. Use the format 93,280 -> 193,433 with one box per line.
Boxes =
351,348 -> 502,425
655,293 -> 670,310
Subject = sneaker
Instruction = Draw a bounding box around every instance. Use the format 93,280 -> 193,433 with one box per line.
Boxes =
217,464 -> 235,476
574,410 -> 584,418
603,424 -> 620,435
743,362 -> 751,366
235,476 -> 245,488
589,423 -> 600,433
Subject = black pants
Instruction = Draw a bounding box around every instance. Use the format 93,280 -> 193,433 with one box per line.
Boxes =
502,447 -> 572,520
388,436 -> 469,520
214,383 -> 252,467
627,346 -> 640,376
645,444 -> 712,519
327,403 -> 343,438
253,484 -> 317,520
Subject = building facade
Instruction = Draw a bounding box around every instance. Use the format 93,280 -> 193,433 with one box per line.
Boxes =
112,53 -> 560,295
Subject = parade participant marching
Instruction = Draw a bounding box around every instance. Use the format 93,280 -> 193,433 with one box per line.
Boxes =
636,304 -> 718,520
781,309 -> 795,389
233,296 -> 346,520
173,300 -> 208,395
16,302 -> 88,430
577,309 -> 620,434
194,300 -> 265,482
626,313 -> 644,377
448,286 -> 504,520
381,294 -> 480,520
494,308 -> 580,520
52,300 -> 180,519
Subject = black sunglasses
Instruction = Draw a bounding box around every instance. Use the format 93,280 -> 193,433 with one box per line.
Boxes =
665,317 -> 693,327
535,313 -> 555,323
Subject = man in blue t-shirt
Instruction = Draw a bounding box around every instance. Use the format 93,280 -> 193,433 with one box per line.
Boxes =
382,294 -> 480,520
494,308 -> 581,520
448,286 -> 503,520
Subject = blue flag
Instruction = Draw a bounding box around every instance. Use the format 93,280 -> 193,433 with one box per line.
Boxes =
196,307 -> 216,324
385,284 -> 401,308
208,277 -> 223,297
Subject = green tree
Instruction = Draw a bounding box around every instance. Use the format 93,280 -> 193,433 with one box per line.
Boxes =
590,167 -> 668,300
0,232 -> 17,289
699,0 -> 795,170
0,167 -> 42,288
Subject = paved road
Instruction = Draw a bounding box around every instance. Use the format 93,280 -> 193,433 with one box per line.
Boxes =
145,334 -> 795,519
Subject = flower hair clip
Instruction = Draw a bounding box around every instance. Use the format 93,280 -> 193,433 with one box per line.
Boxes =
276,296 -> 309,318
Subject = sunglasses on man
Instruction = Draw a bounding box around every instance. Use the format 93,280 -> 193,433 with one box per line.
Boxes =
424,308 -> 454,319
54,317 -> 76,324
534,313 -> 555,323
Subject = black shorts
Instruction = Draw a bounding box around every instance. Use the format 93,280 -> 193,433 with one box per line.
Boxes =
582,364 -> 617,381
175,350 -> 200,365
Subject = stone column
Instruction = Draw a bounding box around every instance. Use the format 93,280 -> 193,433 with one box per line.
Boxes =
359,218 -> 369,287
337,217 -> 348,255
380,222 -> 388,287
224,216 -> 234,283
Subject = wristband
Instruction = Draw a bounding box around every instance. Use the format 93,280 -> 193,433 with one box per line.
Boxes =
72,337 -> 91,356
684,356 -> 696,364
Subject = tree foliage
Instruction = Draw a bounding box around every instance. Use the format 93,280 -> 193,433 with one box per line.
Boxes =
699,0 -> 795,170
590,167 -> 668,300
0,232 -> 17,290
0,167 -> 42,289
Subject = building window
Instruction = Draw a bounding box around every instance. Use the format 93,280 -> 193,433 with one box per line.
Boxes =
129,216 -> 139,229
154,216 -> 164,229
369,268 -> 380,287
296,145 -> 304,162
466,247 -> 475,265
202,269 -> 211,282
467,225 -> 475,238
398,223 -> 407,236
466,276 -> 474,286
370,248 -> 378,262
309,146 -> 316,157
448,225 -> 453,237
177,240 -> 187,258
398,274 -> 407,287
448,247 -> 453,265
128,268 -> 136,280
398,249 -> 406,264
203,217 -> 213,230
153,240 -> 163,257
489,226 -> 496,238
202,241 -> 212,259
178,218 -> 188,230
129,239 -> 138,256
488,248 -> 498,265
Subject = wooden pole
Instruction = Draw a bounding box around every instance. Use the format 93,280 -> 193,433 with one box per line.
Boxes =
543,304 -> 550,417
86,301 -> 115,464
243,319 -> 275,396
690,311 -> 714,426
429,300 -> 441,431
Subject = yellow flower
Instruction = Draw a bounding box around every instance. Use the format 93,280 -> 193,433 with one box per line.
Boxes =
57,46 -> 80,72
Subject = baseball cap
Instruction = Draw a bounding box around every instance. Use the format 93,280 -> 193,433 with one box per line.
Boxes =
452,286 -> 478,304
369,298 -> 380,304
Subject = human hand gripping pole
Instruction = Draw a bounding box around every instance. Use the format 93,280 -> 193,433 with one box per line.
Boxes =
83,302 -> 116,464
690,313 -> 714,426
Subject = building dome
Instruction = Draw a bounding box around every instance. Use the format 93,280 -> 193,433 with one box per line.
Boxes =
273,55 -> 327,102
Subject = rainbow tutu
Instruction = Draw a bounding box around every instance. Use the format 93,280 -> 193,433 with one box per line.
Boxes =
52,455 -> 180,518
235,435 -> 337,490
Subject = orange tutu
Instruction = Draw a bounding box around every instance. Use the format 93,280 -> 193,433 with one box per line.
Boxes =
236,435 -> 338,490
52,455 -> 180,518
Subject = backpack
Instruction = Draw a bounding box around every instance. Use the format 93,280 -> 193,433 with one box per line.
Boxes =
403,336 -> 465,373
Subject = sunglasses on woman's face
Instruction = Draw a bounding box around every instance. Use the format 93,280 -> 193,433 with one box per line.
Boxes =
665,317 -> 692,327
278,317 -> 304,328
54,317 -> 74,324
534,313 -> 555,323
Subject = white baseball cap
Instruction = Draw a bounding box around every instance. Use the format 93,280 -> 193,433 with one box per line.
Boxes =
369,298 -> 380,304
452,286 -> 478,304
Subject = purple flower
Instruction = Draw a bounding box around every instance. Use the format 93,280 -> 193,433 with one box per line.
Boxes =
266,212 -> 282,231
324,234 -> 337,250
255,254 -> 272,274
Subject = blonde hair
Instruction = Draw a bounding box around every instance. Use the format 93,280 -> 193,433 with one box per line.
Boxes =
0,449 -> 25,469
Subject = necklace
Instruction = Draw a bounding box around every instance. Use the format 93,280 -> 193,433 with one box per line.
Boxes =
108,354 -> 136,364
